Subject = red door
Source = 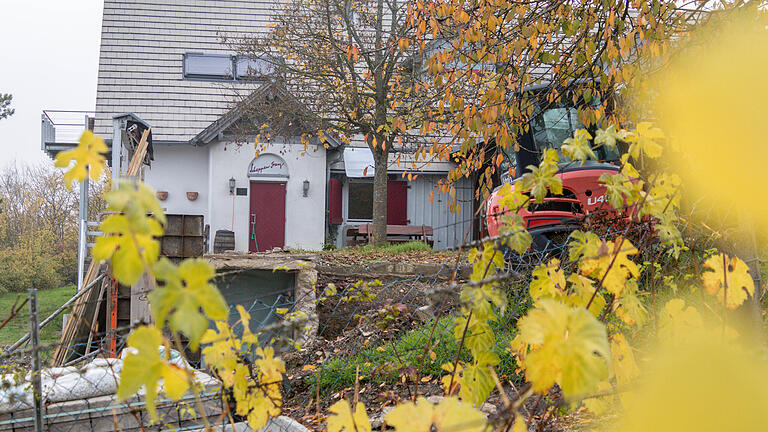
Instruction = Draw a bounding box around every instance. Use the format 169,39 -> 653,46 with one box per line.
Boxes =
249,182 -> 286,252
387,180 -> 408,225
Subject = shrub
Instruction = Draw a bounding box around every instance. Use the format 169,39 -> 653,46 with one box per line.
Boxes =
0,245 -> 65,293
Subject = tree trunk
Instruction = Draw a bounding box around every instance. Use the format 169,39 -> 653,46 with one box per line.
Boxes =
371,145 -> 389,246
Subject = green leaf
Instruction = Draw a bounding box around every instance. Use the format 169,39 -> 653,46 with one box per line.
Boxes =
150,258 -> 228,349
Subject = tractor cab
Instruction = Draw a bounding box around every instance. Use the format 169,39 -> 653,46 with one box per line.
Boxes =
486,85 -> 623,250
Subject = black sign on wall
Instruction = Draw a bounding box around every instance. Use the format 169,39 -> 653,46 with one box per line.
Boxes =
236,187 -> 248,196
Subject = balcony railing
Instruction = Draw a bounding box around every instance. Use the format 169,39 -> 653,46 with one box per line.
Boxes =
41,110 -> 95,158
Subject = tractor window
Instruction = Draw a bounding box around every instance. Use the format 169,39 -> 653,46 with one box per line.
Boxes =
532,106 -> 581,158
531,106 -> 620,162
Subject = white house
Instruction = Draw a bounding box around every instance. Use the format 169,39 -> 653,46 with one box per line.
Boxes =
45,0 -> 476,252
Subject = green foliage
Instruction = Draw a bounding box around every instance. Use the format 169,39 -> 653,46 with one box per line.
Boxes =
312,316 -> 517,395
0,240 -> 68,293
0,93 -> 13,120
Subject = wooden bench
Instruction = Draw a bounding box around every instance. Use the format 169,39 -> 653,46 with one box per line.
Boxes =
350,224 -> 434,246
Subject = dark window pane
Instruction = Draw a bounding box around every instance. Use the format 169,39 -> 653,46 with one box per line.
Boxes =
348,182 -> 373,220
184,53 -> 232,79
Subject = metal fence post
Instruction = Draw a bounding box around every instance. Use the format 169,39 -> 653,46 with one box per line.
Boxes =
29,289 -> 43,432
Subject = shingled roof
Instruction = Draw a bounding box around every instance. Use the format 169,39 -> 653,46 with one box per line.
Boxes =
93,0 -> 276,143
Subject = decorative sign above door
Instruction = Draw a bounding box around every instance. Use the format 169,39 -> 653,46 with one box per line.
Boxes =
247,154 -> 289,178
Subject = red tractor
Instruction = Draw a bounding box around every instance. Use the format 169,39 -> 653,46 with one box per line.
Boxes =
485,84 -> 624,254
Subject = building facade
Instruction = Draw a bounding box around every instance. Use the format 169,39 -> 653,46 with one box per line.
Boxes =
79,0 -> 475,251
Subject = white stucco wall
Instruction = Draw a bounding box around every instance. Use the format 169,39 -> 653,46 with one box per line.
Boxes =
208,140 -> 327,251
143,145 -> 210,219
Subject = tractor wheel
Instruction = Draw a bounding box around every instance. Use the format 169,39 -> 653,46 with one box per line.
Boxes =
503,224 -> 579,273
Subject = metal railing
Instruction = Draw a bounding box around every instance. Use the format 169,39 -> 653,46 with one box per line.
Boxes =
40,110 -> 95,155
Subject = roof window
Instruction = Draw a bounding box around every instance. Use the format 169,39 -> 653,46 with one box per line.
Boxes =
183,53 -> 278,81
183,53 -> 233,80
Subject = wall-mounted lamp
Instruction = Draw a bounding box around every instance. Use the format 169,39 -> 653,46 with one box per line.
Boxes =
229,177 -> 236,195
303,179 -> 310,197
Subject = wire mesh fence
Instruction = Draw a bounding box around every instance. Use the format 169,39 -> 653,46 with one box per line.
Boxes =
0,213 -> 724,431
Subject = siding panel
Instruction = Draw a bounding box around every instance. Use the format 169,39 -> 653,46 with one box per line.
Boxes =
407,176 -> 474,250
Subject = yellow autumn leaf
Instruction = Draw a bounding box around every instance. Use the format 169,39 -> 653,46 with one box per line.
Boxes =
701,254 -> 755,310
658,298 -> 703,344
613,279 -> 647,327
254,346 -> 285,384
652,9 -> 768,233
432,397 -> 486,432
619,335 -> 768,432
236,305 -> 257,346
511,414 -> 528,432
582,380 -> 614,415
328,400 -> 371,432
386,397 -> 434,432
92,181 -> 166,286
499,213 -> 533,254
54,130 -> 108,190
565,274 -> 606,318
162,363 -> 190,401
627,122 -> 664,160
517,299 -> 610,399
529,258 -> 567,301
117,326 -> 166,420
561,129 -> 596,165
386,396 -> 485,432
610,333 -> 640,409
578,237 -> 640,296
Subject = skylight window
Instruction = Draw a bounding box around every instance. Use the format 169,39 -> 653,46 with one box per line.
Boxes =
183,53 -> 233,79
183,53 -> 280,82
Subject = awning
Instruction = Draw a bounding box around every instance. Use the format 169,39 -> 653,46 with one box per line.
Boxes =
343,147 -> 375,177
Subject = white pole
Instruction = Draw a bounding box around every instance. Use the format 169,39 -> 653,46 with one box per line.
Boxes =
77,218 -> 86,291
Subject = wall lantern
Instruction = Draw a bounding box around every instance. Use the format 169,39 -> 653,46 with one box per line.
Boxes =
303,180 -> 310,197
229,177 -> 236,195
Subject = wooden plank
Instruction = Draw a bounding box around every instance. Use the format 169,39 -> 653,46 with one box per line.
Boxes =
52,260 -> 103,365
125,128 -> 150,177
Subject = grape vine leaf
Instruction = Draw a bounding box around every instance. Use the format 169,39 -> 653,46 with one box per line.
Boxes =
328,400 -> 371,432
517,299 -> 610,399
701,253 -> 755,310
54,130 -> 108,190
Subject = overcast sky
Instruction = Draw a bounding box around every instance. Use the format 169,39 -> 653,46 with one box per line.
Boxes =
0,1 -> 103,167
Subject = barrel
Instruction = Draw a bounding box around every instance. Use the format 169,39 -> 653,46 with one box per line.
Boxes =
213,230 -> 235,253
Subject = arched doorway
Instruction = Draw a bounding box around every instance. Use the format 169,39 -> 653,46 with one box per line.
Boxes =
247,154 -> 288,251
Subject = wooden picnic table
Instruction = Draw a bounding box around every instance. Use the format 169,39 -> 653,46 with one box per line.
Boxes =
348,224 -> 434,246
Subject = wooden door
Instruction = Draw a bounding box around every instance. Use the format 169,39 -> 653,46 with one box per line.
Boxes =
387,180 -> 408,225
249,182 -> 286,252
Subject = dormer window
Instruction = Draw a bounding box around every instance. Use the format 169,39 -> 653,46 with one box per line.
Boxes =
183,53 -> 279,81
183,53 -> 233,80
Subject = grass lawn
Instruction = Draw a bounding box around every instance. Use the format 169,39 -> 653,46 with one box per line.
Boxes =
0,285 -> 76,346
